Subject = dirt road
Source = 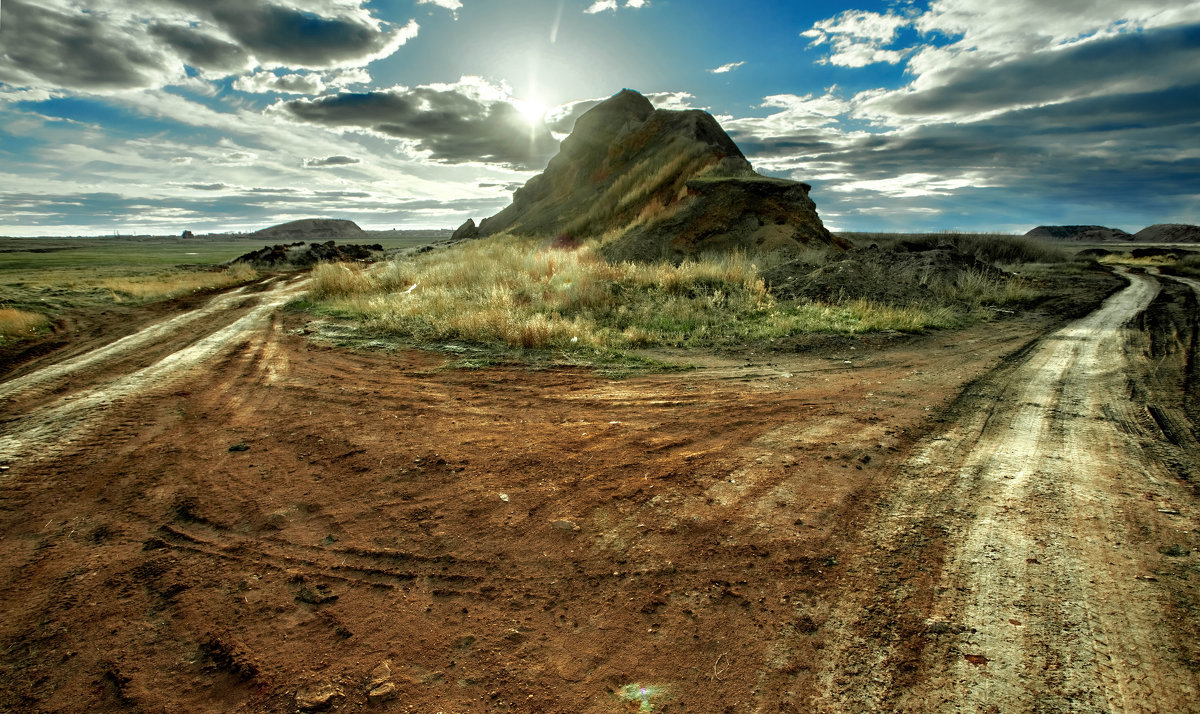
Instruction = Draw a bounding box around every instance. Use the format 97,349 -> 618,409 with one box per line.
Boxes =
0,277 -> 307,464
816,269 -> 1200,712
1,267 -> 1196,712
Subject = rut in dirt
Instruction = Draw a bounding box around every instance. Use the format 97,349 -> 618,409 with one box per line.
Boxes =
0,277 -> 307,465
818,269 -> 1200,712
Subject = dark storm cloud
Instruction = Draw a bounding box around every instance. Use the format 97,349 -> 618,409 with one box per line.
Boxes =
0,0 -> 413,92
282,87 -> 561,169
865,23 -> 1200,119
303,155 -> 362,167
0,0 -> 171,90
147,24 -> 249,73
170,0 -> 415,69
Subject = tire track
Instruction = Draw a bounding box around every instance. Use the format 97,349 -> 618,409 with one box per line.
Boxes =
0,278 -> 307,465
814,269 -> 1200,711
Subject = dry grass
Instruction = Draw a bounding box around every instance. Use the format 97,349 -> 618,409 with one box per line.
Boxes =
306,234 -> 978,352
100,264 -> 258,302
0,308 -> 51,342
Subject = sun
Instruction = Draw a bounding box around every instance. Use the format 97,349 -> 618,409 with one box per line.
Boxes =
513,98 -> 549,127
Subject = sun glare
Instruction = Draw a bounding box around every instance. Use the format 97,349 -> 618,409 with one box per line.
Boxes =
514,98 -> 549,126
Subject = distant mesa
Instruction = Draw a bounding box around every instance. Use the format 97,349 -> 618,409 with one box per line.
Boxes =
1024,225 -> 1132,242
236,219 -> 378,269
252,218 -> 365,241
468,89 -> 842,261
1134,224 -> 1200,243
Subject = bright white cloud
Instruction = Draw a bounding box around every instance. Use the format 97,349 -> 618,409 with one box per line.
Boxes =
709,61 -> 745,74
233,68 -> 371,95
829,172 -> 990,197
584,0 -> 647,14
803,10 -> 911,67
417,0 -> 463,17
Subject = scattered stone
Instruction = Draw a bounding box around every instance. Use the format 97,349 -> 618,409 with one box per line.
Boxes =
296,584 -> 338,604
963,653 -> 989,667
368,661 -> 392,687
551,519 -> 580,532
1158,544 -> 1192,557
296,681 -> 342,712
228,442 -> 249,452
367,681 -> 396,704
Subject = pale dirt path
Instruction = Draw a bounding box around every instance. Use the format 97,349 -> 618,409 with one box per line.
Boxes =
814,269 -> 1200,712
0,277 -> 307,465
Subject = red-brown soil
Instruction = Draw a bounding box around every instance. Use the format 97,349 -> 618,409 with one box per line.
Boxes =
2,269 -> 1198,712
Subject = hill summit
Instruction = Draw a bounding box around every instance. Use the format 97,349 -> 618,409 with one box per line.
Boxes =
469,89 -> 843,261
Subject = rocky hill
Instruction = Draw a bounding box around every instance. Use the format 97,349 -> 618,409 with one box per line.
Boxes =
1024,225 -> 1132,242
468,89 -> 842,261
1134,224 -> 1200,243
252,218 -> 365,241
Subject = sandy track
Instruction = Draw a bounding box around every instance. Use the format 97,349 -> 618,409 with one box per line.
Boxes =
816,270 -> 1200,711
0,277 -> 307,464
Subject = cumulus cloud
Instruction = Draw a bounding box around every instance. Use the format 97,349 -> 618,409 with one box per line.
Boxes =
0,0 -> 179,91
278,77 -> 560,169
147,24 -> 250,74
802,10 -> 911,67
0,0 -> 416,92
858,23 -> 1200,122
234,68 -> 371,95
584,0 -> 647,14
304,155 -> 362,167
709,61 -> 745,74
417,0 -> 463,16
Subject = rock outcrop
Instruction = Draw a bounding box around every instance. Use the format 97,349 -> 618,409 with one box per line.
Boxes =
1134,224 -> 1200,243
229,240 -> 384,269
471,89 -> 840,261
1024,225 -> 1132,242
451,218 -> 480,242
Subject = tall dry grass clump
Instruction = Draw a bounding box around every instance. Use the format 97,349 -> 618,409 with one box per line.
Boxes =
0,308 -> 51,341
306,234 -> 974,352
101,264 -> 258,301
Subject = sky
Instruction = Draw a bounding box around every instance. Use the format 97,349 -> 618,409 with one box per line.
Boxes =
1,0 -> 1198,236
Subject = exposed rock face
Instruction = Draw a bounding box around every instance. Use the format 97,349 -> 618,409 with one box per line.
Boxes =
1134,224 -> 1200,243
1024,225 -> 1132,242
451,218 -> 480,241
252,218 -> 365,240
475,89 -> 838,261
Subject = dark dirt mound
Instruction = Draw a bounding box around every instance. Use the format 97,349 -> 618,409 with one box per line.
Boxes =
1131,246 -> 1198,259
762,245 -> 1003,304
230,241 -> 384,269
1076,247 -> 1117,259
472,89 -> 837,260
1025,225 -> 1132,242
1134,224 -> 1200,243
251,219 -> 365,241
